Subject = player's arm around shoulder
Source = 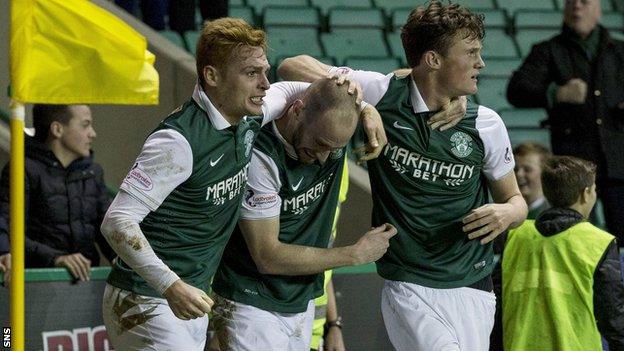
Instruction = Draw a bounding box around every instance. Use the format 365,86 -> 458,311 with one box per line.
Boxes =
462,107 -> 528,244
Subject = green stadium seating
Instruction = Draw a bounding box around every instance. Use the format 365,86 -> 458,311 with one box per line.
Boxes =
482,57 -> 522,78
611,30 -> 624,41
328,8 -> 386,29
321,29 -> 389,63
515,10 -> 563,29
311,0 -> 374,16
554,0 -> 613,11
391,8 -> 411,30
372,0 -> 418,14
264,6 -> 321,28
478,9 -> 509,29
601,12 -> 624,31
344,57 -> 402,72
266,27 -> 324,62
481,29 -> 519,58
183,31 -> 200,54
387,32 -> 404,59
516,29 -> 559,56
159,30 -> 186,50
231,0 -> 245,6
507,128 -> 551,148
499,108 -> 547,128
476,77 -> 513,111
497,0 -> 556,13
451,0 -> 497,9
230,6 -> 257,26
247,0 -> 308,15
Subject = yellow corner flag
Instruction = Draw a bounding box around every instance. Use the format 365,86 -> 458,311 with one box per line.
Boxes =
10,0 -> 159,105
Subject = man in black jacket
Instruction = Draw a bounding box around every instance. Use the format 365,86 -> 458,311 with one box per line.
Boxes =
0,104 -> 115,282
506,0 -> 624,246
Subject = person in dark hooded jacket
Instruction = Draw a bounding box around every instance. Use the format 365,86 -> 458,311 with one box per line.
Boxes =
0,104 -> 115,283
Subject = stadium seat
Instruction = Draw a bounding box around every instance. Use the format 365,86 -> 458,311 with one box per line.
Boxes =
481,29 -> 519,59
476,77 -> 513,111
264,6 -> 321,28
372,0 -> 418,14
482,58 -> 522,78
321,29 -> 389,63
516,29 -> 559,56
266,27 -> 324,62
328,8 -> 386,29
451,0 -> 497,9
310,0 -> 374,16
247,0 -> 308,15
230,6 -> 257,26
497,0 -> 556,14
391,8 -> 411,30
611,30 -> 624,41
515,10 -> 563,29
507,128 -> 551,148
159,30 -> 186,50
499,108 -> 547,129
183,31 -> 200,54
601,12 -> 624,31
344,57 -> 402,72
480,9 -> 508,29
387,32 -> 405,59
231,0 -> 245,6
554,0 -> 613,11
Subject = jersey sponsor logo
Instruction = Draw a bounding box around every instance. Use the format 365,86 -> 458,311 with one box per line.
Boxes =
393,121 -> 414,131
244,189 -> 279,209
210,154 -> 224,167
125,163 -> 153,190
291,176 -> 305,191
384,142 -> 476,186
283,173 -> 334,214
504,147 -> 512,164
206,164 -> 249,205
450,131 -> 474,158
244,130 -> 255,158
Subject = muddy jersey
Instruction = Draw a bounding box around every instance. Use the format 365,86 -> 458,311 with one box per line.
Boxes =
343,71 -> 514,288
212,123 -> 346,313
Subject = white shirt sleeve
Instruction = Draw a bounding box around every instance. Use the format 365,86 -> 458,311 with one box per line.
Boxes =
476,106 -> 515,181
261,81 -> 310,126
101,190 -> 180,295
120,129 -> 193,211
241,148 -> 282,220
328,66 -> 393,106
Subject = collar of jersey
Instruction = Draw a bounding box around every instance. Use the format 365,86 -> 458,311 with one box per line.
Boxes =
271,121 -> 298,160
409,77 -> 430,114
192,83 -> 247,131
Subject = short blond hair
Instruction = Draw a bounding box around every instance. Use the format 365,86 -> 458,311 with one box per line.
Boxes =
196,18 -> 267,85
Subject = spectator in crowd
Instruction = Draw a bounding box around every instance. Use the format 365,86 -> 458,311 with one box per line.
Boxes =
0,104 -> 115,282
514,142 -> 552,219
0,251 -> 9,287
507,0 -> 624,246
502,155 -> 624,351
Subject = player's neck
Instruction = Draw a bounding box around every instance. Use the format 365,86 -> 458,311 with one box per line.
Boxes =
274,109 -> 297,145
411,72 -> 451,111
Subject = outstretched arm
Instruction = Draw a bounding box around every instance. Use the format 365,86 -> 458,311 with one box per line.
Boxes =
240,217 -> 396,275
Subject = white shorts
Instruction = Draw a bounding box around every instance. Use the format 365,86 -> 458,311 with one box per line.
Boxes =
381,279 -> 496,351
212,294 -> 315,351
102,284 -> 209,351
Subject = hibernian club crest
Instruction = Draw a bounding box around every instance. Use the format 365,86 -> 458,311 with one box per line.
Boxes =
450,131 -> 473,158
330,148 -> 344,160
244,130 -> 255,157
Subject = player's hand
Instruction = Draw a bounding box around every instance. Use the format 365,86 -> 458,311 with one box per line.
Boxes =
462,203 -> 516,244
323,325 -> 346,351
0,253 -> 10,288
556,78 -> 587,104
54,253 -> 91,282
328,73 -> 363,106
163,279 -> 213,320
428,96 -> 467,131
351,224 -> 397,265
354,104 -> 388,164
